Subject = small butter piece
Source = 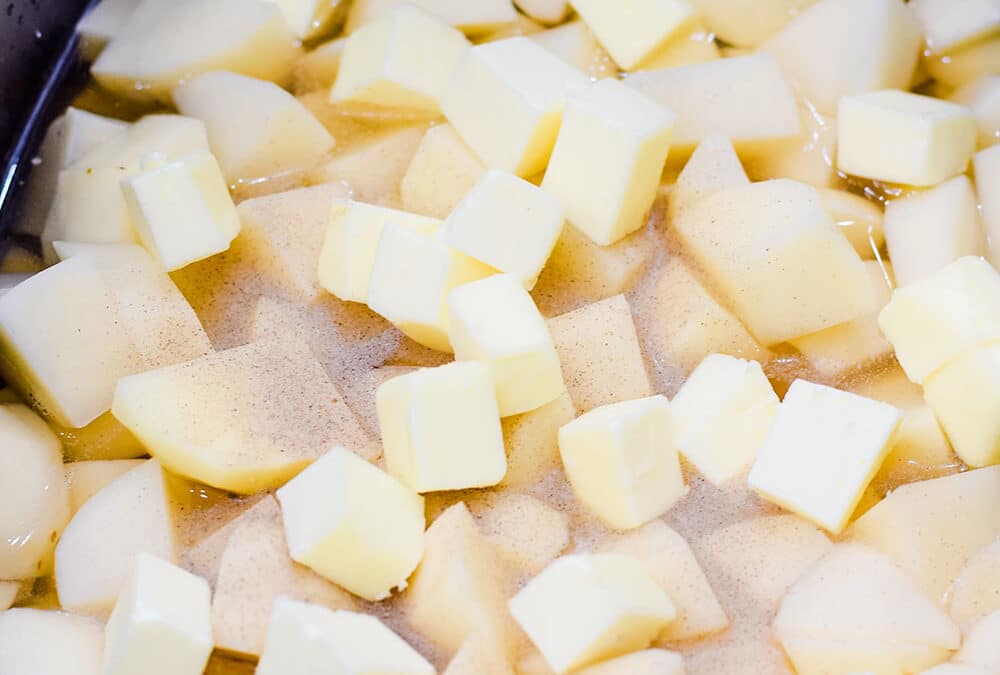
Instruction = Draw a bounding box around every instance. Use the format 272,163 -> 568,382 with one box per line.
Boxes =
401,123 -> 486,219
509,553 -> 676,674
276,446 -> 425,601
376,361 -> 507,492
257,598 -> 435,675
558,395 -> 686,530
444,170 -> 564,289
103,553 -> 212,675
541,78 -> 674,246
671,353 -> 779,486
448,274 -> 565,417
837,90 -> 978,187
749,380 -> 902,534
568,0 -> 697,70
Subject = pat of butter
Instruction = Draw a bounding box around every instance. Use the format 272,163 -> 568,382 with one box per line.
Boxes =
376,361 -> 507,492
103,553 -> 213,675
448,274 -> 565,417
276,447 -> 425,602
837,90 -> 978,187
442,36 -> 589,177
257,597 -> 435,675
542,78 -> 674,246
509,553 -> 676,674
568,0 -> 697,70
331,3 -> 469,114
671,354 -> 779,486
557,395 -> 686,530
444,170 -> 564,289
121,150 -> 239,272
317,200 -> 440,304
878,256 -> 1000,384
748,379 -> 902,534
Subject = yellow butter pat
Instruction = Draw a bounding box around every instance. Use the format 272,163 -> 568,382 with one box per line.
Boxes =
568,0 -> 697,70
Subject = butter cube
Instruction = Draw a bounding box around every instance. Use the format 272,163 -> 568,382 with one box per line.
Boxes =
509,553 -> 676,674
317,201 -> 440,304
911,0 -> 1000,54
568,0 -> 697,70
671,354 -> 779,486
103,554 -> 212,675
541,78 -> 673,246
276,447 -> 425,601
877,256 -> 1000,384
837,90 -> 978,187
444,170 -> 564,288
377,361 -> 506,492
924,343 -> 1000,468
401,124 -> 486,219
331,3 -> 469,114
448,275 -> 565,416
121,150 -> 239,271
952,76 -> 1000,147
975,146 -> 1000,271
366,224 -> 494,352
257,598 -> 435,675
748,379 -> 902,534
441,37 -> 589,177
558,395 -> 686,530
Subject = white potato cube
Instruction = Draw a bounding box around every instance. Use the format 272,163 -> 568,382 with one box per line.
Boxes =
317,201 -> 440,304
837,90 -> 978,187
0,608 -> 104,675
293,38 -> 346,93
257,598 -> 435,675
817,188 -> 885,260
515,0 -> 569,25
577,650 -> 684,675
444,170 -> 564,288
541,78 -> 673,246
975,146 -> 1000,270
276,447 -> 425,601
671,354 -> 779,486
442,37 -> 589,177
509,553 -> 676,674
270,0 -> 341,39
345,0 -> 518,36
65,459 -> 144,513
690,0 -> 816,48
76,0 -> 139,60
444,631 -> 516,675
529,21 -> 615,79
0,582 -> 18,611
911,0 -> 1000,54
952,76 -> 1000,147
748,380 -> 902,534
376,361 -> 507,492
763,0 -> 923,116
744,104 -> 839,188
950,538 -> 1000,631
501,393 -> 576,489
366,224 -> 494,352
877,256 -> 1000,384
401,123 -> 486,218
926,38 -> 1000,90
448,275 -> 564,416
558,395 -> 686,530
568,0 -> 697,70
103,554 -> 212,675
331,3 -> 468,114
956,609 -> 1000,672
669,134 -> 749,221
635,21 -> 720,71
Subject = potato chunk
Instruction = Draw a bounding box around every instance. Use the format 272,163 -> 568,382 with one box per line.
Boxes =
949,537 -> 1000,631
401,124 -> 486,219
910,0 -> 1000,54
65,459 -> 144,513
470,493 -> 569,575
974,146 -> 1000,270
0,609 -> 104,675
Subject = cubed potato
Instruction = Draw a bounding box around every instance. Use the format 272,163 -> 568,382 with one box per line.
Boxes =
690,0 -> 816,47
634,22 -> 719,71
598,520 -> 727,642
669,135 -> 749,222
568,0 -> 697,70
445,170 -> 564,288
626,54 -> 800,157
346,0 -> 518,36
541,78 -> 673,246
763,0 -> 923,116
401,123 -> 486,218
955,609 -> 1000,672
0,582 -> 19,611
849,466 -> 1000,601
470,493 -> 569,575
674,179 -> 875,345
403,503 -> 520,656
103,553 -> 213,675
173,71 -> 334,186
744,104 -> 839,188
92,0 -> 299,104
442,37 -> 589,177
76,0 -> 140,60
529,21 -> 615,80
509,553 -> 676,674
576,649 -> 684,675
949,537 -> 1000,632
377,361 -> 506,491
547,295 -> 652,413
501,392 -> 576,489
269,0 -> 343,40
672,354 -> 779,486
112,338 -> 368,494
749,379 -> 902,534
923,664 -> 993,675
276,447 -> 424,602
911,0 -> 1000,54
0,608 -> 104,675
838,90 -> 978,187
513,0 -> 568,25
54,459 -> 175,615
874,402 -> 955,487
0,405 -> 69,579
974,146 -> 1000,270
774,544 -> 960,675
925,38 -> 1000,90
293,38 -> 345,94
256,598 -> 435,675
445,630 -> 515,675
331,3 -> 468,114
65,460 -> 145,513
212,496 -> 355,657
877,256 -> 1000,384
952,76 -> 1000,148
817,188 -> 885,260
924,343 -> 1000,468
